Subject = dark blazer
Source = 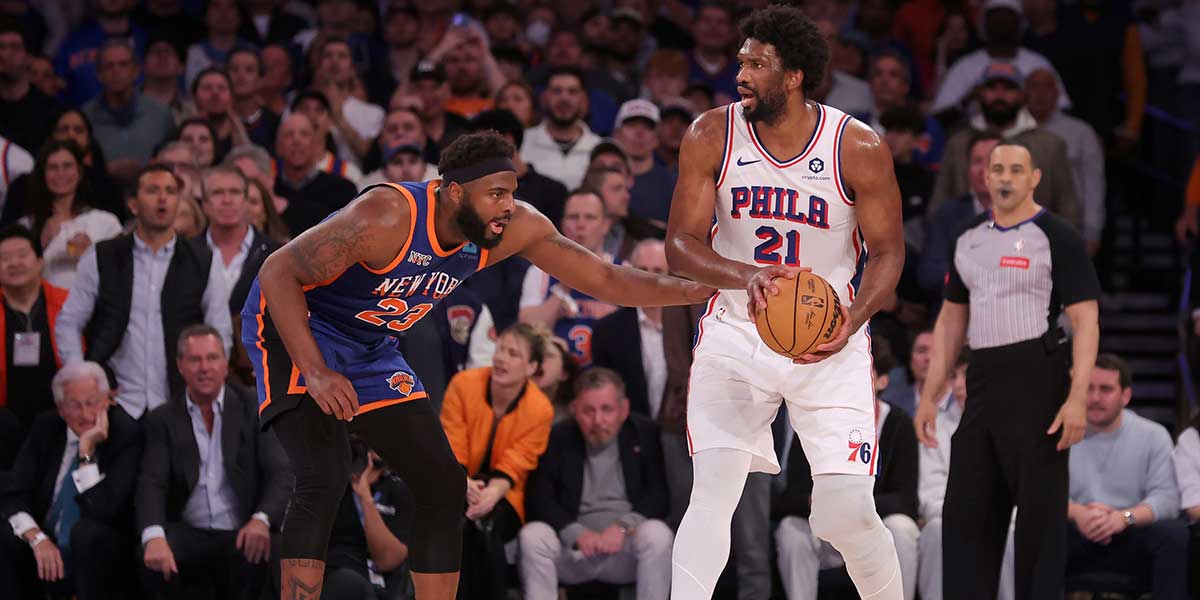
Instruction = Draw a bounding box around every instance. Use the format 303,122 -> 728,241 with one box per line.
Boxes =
591,308 -> 651,418
773,404 -> 919,521
136,384 -> 293,533
194,227 -> 282,315
0,405 -> 144,535
526,413 -> 669,532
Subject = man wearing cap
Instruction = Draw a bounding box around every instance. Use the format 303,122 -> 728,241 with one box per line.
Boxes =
613,99 -> 677,226
409,60 -> 470,168
930,0 -> 1070,115
521,66 -> 601,190
930,62 -> 1081,231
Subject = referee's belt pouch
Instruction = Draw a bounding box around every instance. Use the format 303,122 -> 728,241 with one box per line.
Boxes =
1041,327 -> 1068,354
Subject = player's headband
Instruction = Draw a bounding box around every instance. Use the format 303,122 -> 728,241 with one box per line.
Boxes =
440,158 -> 516,185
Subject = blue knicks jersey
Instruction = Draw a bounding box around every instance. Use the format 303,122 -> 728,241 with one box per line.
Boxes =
257,181 -> 489,344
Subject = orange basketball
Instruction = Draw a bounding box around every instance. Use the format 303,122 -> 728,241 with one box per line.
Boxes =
754,272 -> 843,359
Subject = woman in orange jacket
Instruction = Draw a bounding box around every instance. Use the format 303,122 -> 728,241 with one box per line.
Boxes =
440,322 -> 554,599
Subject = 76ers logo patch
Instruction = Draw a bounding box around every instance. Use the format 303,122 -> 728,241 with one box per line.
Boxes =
386,371 -> 415,395
847,428 -> 872,464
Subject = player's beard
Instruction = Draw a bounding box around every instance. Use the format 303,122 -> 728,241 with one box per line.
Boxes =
455,198 -> 503,249
742,85 -> 788,125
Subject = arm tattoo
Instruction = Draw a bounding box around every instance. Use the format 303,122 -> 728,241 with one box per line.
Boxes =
287,218 -> 376,284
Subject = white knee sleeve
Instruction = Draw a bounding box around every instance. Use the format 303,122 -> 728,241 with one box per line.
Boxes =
670,448 -> 752,600
810,474 -> 904,600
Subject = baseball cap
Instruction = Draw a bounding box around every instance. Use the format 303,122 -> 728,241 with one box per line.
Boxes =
611,7 -> 646,27
615,98 -> 660,127
978,61 -> 1024,88
383,143 -> 424,163
410,60 -> 446,84
982,0 -> 1023,16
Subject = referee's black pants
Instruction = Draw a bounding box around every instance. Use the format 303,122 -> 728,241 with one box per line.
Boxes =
943,336 -> 1070,600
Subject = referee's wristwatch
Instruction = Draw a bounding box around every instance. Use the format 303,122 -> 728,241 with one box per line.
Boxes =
1123,510 -> 1136,527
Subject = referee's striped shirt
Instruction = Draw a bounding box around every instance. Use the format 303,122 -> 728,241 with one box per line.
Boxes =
944,208 -> 1100,349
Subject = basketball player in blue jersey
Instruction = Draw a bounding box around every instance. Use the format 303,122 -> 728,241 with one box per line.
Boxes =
240,131 -> 713,600
665,6 -> 908,600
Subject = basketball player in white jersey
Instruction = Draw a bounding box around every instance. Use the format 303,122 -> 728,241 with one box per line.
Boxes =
665,6 -> 906,599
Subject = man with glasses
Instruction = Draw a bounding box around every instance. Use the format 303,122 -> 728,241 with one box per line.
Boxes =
0,360 -> 144,600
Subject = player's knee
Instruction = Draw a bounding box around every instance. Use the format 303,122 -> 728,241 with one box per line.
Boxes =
810,475 -> 879,544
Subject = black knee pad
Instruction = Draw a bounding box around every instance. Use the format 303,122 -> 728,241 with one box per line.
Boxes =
273,403 -> 352,560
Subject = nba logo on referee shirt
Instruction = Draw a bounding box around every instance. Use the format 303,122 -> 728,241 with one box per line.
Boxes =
847,428 -> 872,464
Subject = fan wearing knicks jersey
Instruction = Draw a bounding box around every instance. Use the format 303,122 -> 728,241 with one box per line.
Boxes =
241,131 -> 714,600
665,6 -> 907,600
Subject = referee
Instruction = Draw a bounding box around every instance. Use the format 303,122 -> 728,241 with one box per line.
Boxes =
914,141 -> 1100,600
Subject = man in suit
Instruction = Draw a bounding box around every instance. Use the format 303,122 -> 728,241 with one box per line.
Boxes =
519,367 -> 673,600
196,165 -> 281,385
591,239 -> 670,421
137,324 -> 293,600
0,360 -> 144,600
198,165 -> 281,317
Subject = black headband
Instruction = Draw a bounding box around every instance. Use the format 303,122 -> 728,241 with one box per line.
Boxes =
441,158 -> 516,185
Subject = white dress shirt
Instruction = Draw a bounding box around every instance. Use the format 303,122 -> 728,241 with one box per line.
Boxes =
636,308 -> 666,420
8,428 -> 105,539
206,225 -> 255,291
55,235 -> 233,418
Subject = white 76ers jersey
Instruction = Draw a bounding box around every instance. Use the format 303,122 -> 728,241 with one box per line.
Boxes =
712,101 -> 865,321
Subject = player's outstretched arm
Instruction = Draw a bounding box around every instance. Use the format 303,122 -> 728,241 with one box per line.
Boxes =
258,186 -> 412,420
837,120 -> 905,335
511,207 -> 714,307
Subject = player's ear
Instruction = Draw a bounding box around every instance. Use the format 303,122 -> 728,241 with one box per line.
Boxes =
789,69 -> 804,93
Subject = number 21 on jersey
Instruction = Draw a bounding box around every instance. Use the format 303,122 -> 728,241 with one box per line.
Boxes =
754,226 -> 802,266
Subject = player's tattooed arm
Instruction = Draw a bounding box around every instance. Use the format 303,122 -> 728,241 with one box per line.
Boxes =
280,188 -> 411,285
838,120 -> 905,335
257,187 -> 413,421
286,215 -> 376,285
514,209 -> 714,307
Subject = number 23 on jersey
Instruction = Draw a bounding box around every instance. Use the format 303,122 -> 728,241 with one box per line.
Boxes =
355,298 -> 434,332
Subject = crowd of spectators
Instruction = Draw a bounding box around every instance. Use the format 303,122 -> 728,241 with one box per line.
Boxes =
0,0 -> 1199,598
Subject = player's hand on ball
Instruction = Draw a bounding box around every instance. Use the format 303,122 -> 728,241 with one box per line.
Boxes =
793,304 -> 852,364
745,266 -> 809,323
306,367 -> 359,421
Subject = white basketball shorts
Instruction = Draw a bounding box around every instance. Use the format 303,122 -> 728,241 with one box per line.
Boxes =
686,293 -> 879,476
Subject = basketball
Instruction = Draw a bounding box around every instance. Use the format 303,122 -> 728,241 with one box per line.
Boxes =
754,272 -> 843,359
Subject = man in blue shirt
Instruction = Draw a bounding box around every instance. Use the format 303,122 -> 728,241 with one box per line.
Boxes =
54,0 -> 147,107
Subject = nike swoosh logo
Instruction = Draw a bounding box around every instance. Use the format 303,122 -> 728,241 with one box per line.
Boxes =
736,157 -> 761,166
